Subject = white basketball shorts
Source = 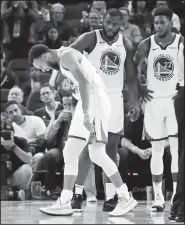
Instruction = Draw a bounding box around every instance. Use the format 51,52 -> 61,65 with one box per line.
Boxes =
144,96 -> 178,141
107,92 -> 124,134
68,90 -> 111,144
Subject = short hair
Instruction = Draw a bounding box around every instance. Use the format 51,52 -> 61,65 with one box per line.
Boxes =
28,44 -> 50,65
4,100 -> 21,111
39,83 -> 56,93
154,8 -> 173,21
9,85 -> 24,95
119,7 -> 129,16
50,3 -> 65,14
103,8 -> 123,20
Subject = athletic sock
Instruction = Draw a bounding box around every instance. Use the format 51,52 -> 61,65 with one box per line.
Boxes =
116,183 -> 130,200
60,190 -> 73,204
75,184 -> 84,195
105,183 -> 116,201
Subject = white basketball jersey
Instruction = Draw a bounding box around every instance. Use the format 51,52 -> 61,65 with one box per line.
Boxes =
147,34 -> 181,98
57,47 -> 106,99
87,30 -> 127,93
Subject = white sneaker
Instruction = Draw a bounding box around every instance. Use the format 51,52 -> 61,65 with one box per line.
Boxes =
87,196 -> 97,202
39,198 -> 73,216
152,194 -> 165,212
109,193 -> 138,217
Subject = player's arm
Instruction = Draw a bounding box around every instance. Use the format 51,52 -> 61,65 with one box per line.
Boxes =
69,32 -> 95,53
61,49 -> 91,115
134,38 -> 154,102
123,37 -> 140,121
134,39 -> 149,67
177,36 -> 184,87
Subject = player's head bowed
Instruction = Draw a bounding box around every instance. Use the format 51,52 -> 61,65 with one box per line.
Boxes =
28,44 -> 60,72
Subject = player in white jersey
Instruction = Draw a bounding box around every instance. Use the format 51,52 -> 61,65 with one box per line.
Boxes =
28,43 -> 138,216
134,7 -> 184,211
68,8 -> 140,212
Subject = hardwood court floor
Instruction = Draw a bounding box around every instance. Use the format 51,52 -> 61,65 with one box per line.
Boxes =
1,200 -> 183,224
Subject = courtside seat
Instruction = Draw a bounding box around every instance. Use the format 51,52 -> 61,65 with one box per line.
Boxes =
7,58 -> 30,82
1,89 -> 9,112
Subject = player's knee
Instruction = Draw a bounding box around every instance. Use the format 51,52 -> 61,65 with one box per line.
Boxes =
151,140 -> 165,153
13,165 -> 32,190
89,143 -> 105,165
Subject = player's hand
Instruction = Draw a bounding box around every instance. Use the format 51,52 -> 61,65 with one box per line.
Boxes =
139,84 -> 154,102
128,103 -> 140,122
83,114 -> 94,133
143,148 -> 152,157
136,148 -> 150,160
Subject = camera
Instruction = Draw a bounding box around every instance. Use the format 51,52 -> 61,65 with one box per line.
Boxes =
1,130 -> 12,140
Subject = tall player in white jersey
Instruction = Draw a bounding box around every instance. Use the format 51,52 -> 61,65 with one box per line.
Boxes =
69,8 -> 140,212
28,43 -> 138,216
134,7 -> 184,211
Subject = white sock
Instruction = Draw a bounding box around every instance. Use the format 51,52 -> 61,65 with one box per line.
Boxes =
153,182 -> 163,199
116,184 -> 130,200
60,190 -> 73,204
171,182 -> 177,203
173,182 -> 177,195
105,183 -> 116,201
75,184 -> 84,195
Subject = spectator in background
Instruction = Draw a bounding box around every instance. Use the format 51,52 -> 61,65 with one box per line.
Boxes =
38,1 -> 51,22
44,27 -> 62,49
130,1 -> 154,38
119,7 -> 142,49
34,84 -> 63,125
5,100 -> 46,145
40,3 -> 77,44
1,101 -> 33,200
91,1 -> 106,23
152,1 -> 181,32
1,52 -> 19,89
88,10 -> 102,31
30,66 -> 42,93
1,1 -> 39,64
79,11 -> 90,34
7,86 -> 34,115
5,100 -> 46,181
80,9 -> 102,34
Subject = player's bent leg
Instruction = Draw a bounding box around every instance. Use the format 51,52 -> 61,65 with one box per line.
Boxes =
89,142 -> 138,217
151,140 -> 165,211
39,138 -> 87,216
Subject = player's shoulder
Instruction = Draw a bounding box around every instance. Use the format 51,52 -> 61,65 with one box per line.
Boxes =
70,31 -> 96,47
82,30 -> 96,40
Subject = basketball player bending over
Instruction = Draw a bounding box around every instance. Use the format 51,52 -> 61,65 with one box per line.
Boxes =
134,8 -> 184,211
28,44 -> 139,216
